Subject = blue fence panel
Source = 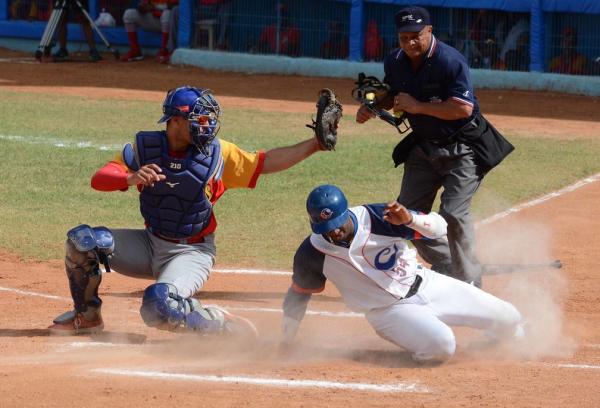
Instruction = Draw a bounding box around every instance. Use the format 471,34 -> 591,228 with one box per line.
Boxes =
364,0 -> 529,12
542,0 -> 600,14
0,0 -> 599,76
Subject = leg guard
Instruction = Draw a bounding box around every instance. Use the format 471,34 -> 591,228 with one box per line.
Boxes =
140,283 -> 222,332
140,283 -> 258,338
64,224 -> 114,315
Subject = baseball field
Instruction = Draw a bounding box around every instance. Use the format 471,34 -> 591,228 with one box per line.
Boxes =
1,47 -> 600,407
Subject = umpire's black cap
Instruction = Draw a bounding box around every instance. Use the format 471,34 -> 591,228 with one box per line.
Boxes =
395,6 -> 431,32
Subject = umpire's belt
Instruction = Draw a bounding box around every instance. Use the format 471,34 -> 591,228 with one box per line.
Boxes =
149,229 -> 205,245
404,274 -> 422,299
426,116 -> 479,147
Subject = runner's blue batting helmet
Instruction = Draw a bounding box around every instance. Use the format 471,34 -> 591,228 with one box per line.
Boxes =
158,86 -> 221,153
306,185 -> 349,234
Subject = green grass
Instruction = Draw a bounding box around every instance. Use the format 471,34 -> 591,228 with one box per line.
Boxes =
1,89 -> 599,268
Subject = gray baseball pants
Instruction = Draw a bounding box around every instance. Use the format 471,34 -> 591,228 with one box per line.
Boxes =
109,229 -> 216,299
397,143 -> 483,283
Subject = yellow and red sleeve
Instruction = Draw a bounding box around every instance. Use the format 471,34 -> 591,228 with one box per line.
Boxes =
218,139 -> 265,190
90,153 -> 129,192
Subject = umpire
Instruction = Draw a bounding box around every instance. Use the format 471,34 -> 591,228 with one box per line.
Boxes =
356,6 -> 513,287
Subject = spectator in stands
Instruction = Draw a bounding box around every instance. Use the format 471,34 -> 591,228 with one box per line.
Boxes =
320,20 -> 348,60
167,0 -> 232,56
364,19 -> 384,61
166,5 -> 180,57
199,0 -> 232,50
498,15 -> 528,68
10,0 -> 49,21
50,0 -> 102,63
549,27 -> 590,75
256,3 -> 300,57
121,0 -> 178,63
504,31 -> 529,71
465,10 -> 503,69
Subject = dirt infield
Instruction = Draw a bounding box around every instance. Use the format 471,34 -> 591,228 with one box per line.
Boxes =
1,49 -> 600,407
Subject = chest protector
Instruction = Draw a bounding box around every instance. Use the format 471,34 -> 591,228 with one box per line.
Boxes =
124,131 -> 223,239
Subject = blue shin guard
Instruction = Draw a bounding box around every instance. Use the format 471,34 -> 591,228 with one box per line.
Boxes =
140,283 -> 223,332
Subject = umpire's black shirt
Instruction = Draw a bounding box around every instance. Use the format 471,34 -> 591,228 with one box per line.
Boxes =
384,35 -> 479,143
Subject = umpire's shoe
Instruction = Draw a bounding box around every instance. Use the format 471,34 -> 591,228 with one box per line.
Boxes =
48,309 -> 104,335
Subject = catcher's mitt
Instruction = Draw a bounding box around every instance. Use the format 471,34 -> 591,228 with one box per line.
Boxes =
306,88 -> 343,151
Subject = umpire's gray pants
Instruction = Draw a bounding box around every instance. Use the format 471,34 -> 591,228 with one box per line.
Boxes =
109,229 -> 216,299
397,143 -> 483,283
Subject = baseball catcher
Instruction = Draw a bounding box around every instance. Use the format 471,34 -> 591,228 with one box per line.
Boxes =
306,88 -> 343,151
49,85 -> 332,338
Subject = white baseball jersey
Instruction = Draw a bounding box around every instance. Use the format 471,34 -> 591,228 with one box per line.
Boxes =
293,204 -> 447,312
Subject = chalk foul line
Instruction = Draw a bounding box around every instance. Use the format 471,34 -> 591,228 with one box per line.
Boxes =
476,172 -> 600,227
0,286 -> 361,318
0,285 -> 64,300
550,363 -> 600,370
90,368 -> 429,393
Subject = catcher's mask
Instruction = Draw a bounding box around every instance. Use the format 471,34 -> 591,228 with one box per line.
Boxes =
158,86 -> 221,153
306,185 -> 349,234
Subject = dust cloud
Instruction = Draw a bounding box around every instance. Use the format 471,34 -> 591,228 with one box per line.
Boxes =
477,219 -> 576,360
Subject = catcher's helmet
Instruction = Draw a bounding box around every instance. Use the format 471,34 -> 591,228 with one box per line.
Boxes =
306,185 -> 349,234
158,86 -> 221,152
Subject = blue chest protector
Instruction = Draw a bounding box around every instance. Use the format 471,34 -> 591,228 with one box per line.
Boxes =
123,131 -> 222,239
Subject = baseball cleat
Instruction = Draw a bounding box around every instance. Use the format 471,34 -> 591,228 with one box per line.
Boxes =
204,306 -> 259,339
48,309 -> 104,335
222,311 -> 259,340
155,48 -> 171,64
120,49 -> 144,62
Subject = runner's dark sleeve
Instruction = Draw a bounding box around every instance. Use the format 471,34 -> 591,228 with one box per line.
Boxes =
282,237 -> 326,322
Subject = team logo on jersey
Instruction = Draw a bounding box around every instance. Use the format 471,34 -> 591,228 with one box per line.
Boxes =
165,182 -> 180,188
374,243 -> 399,270
320,208 -> 333,220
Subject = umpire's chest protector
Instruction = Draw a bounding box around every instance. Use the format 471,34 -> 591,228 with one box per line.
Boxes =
131,131 -> 222,239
